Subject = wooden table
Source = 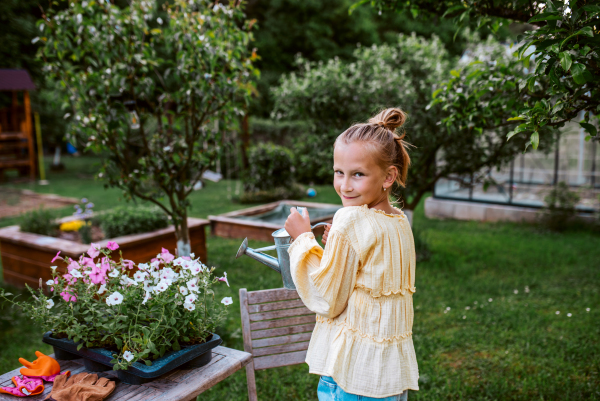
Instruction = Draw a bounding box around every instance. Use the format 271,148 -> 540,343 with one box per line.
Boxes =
0,346 -> 252,401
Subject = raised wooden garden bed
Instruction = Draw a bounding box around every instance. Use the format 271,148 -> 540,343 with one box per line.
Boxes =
0,218 -> 210,288
208,200 -> 341,242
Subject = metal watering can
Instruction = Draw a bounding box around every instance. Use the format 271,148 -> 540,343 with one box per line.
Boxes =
236,208 -> 329,290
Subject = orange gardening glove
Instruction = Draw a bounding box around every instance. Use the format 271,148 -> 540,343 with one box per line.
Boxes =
46,373 -> 115,401
19,351 -> 70,382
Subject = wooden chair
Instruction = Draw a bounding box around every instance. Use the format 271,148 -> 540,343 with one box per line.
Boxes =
239,287 -> 316,401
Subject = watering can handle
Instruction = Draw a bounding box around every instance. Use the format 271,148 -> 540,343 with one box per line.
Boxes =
311,222 -> 330,230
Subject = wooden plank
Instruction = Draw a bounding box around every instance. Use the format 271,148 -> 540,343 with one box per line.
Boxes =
252,332 -> 313,348
252,341 -> 311,357
174,355 -> 225,383
252,323 -> 316,340
250,314 -> 315,331
239,288 -> 257,401
249,306 -> 313,322
253,350 -> 308,371
154,355 -> 245,401
248,298 -> 306,313
119,387 -> 157,401
111,385 -> 153,401
247,288 -> 300,305
105,384 -> 137,400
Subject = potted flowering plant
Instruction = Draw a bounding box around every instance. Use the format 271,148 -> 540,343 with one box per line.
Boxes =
0,242 -> 232,384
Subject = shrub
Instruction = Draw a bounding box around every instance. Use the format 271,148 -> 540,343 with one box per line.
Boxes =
97,206 -> 170,239
540,182 -> 581,231
249,118 -> 311,147
237,184 -> 306,204
243,143 -> 296,193
19,208 -> 58,236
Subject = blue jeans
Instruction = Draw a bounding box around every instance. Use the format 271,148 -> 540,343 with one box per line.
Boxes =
317,376 -> 408,401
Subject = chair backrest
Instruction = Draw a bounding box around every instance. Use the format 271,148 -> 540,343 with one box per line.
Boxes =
239,287 -> 315,371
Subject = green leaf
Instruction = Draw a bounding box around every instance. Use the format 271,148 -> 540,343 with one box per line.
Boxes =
530,131 -> 540,150
442,5 -> 467,18
450,70 -> 460,78
77,343 -> 83,351
145,360 -> 153,366
585,135 -> 592,142
577,26 -> 594,37
580,122 -> 598,136
507,117 -> 525,121
528,12 -> 562,23
527,76 -> 536,92
432,88 -> 443,99
173,339 -> 181,351
348,0 -> 369,15
571,63 -> 590,85
559,52 -> 572,71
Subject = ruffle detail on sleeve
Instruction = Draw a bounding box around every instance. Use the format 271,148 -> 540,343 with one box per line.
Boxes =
288,231 -> 321,257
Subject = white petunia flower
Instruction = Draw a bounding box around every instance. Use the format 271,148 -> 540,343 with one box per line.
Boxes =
185,294 -> 197,304
184,302 -> 195,311
221,297 -> 233,306
143,280 -> 153,292
142,291 -> 151,305
46,280 -> 55,286
172,257 -> 185,266
133,271 -> 148,282
179,286 -> 188,296
189,262 -> 204,275
190,253 -> 195,258
138,263 -> 149,271
71,269 -> 83,278
106,291 -> 124,306
123,351 -> 134,362
154,280 -> 169,293
108,269 -> 120,278
187,278 -> 199,292
50,266 -> 58,272
97,284 -> 107,294
46,299 -> 54,309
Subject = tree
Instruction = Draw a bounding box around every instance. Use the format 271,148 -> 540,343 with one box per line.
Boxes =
354,0 -> 600,148
38,0 -> 258,255
271,34 -> 553,210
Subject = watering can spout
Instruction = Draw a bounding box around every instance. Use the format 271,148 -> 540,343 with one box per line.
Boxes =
236,238 -> 281,273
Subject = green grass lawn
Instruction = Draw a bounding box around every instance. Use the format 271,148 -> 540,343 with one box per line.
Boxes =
1,156 -> 599,400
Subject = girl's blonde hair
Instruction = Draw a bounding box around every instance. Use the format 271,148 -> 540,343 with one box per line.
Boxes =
334,108 -> 411,187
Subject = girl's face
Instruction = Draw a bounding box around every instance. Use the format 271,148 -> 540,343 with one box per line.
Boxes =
333,141 -> 394,208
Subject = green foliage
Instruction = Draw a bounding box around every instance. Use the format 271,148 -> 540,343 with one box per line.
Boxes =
540,182 -> 581,231
96,206 -> 169,239
244,143 -> 295,192
237,184 -> 306,204
19,208 -> 58,236
0,246 -> 231,371
241,142 -> 302,202
271,34 -> 545,209
359,0 -> 600,145
37,0 -> 258,252
249,118 -> 310,147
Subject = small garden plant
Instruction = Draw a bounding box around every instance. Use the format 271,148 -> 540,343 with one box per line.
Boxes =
0,243 -> 232,371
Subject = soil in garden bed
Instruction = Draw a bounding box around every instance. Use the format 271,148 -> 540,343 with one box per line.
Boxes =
56,225 -> 104,243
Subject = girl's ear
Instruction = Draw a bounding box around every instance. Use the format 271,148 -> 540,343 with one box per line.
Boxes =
384,165 -> 398,186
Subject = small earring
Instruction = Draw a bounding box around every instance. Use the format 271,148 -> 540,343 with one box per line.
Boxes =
383,187 -> 387,191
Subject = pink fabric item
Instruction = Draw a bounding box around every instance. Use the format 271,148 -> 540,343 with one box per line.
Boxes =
0,375 -> 44,397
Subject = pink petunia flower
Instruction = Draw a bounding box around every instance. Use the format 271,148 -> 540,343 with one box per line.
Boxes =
100,257 -> 111,274
218,272 -> 229,287
80,257 -> 96,269
122,260 -> 135,270
87,243 -> 100,259
160,248 -> 175,264
106,241 -> 119,251
60,288 -> 77,302
182,256 -> 191,261
87,265 -> 107,285
51,251 -> 62,263
63,273 -> 77,285
67,260 -> 81,272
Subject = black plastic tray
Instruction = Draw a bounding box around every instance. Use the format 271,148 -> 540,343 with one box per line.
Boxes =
42,331 -> 222,385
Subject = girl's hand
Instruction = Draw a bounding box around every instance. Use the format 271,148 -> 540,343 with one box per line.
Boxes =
322,224 -> 332,245
285,207 -> 312,240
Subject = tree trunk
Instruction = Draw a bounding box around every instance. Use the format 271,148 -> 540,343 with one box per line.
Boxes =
175,214 -> 191,257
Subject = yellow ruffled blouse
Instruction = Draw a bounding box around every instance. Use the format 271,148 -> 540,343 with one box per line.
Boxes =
288,204 -> 419,397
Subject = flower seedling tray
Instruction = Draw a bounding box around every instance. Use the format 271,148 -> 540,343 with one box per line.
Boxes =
42,331 -> 222,385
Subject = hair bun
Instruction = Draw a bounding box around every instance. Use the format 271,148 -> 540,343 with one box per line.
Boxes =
368,108 -> 407,131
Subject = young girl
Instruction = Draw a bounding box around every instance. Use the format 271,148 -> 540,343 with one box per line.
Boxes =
284,108 -> 418,400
